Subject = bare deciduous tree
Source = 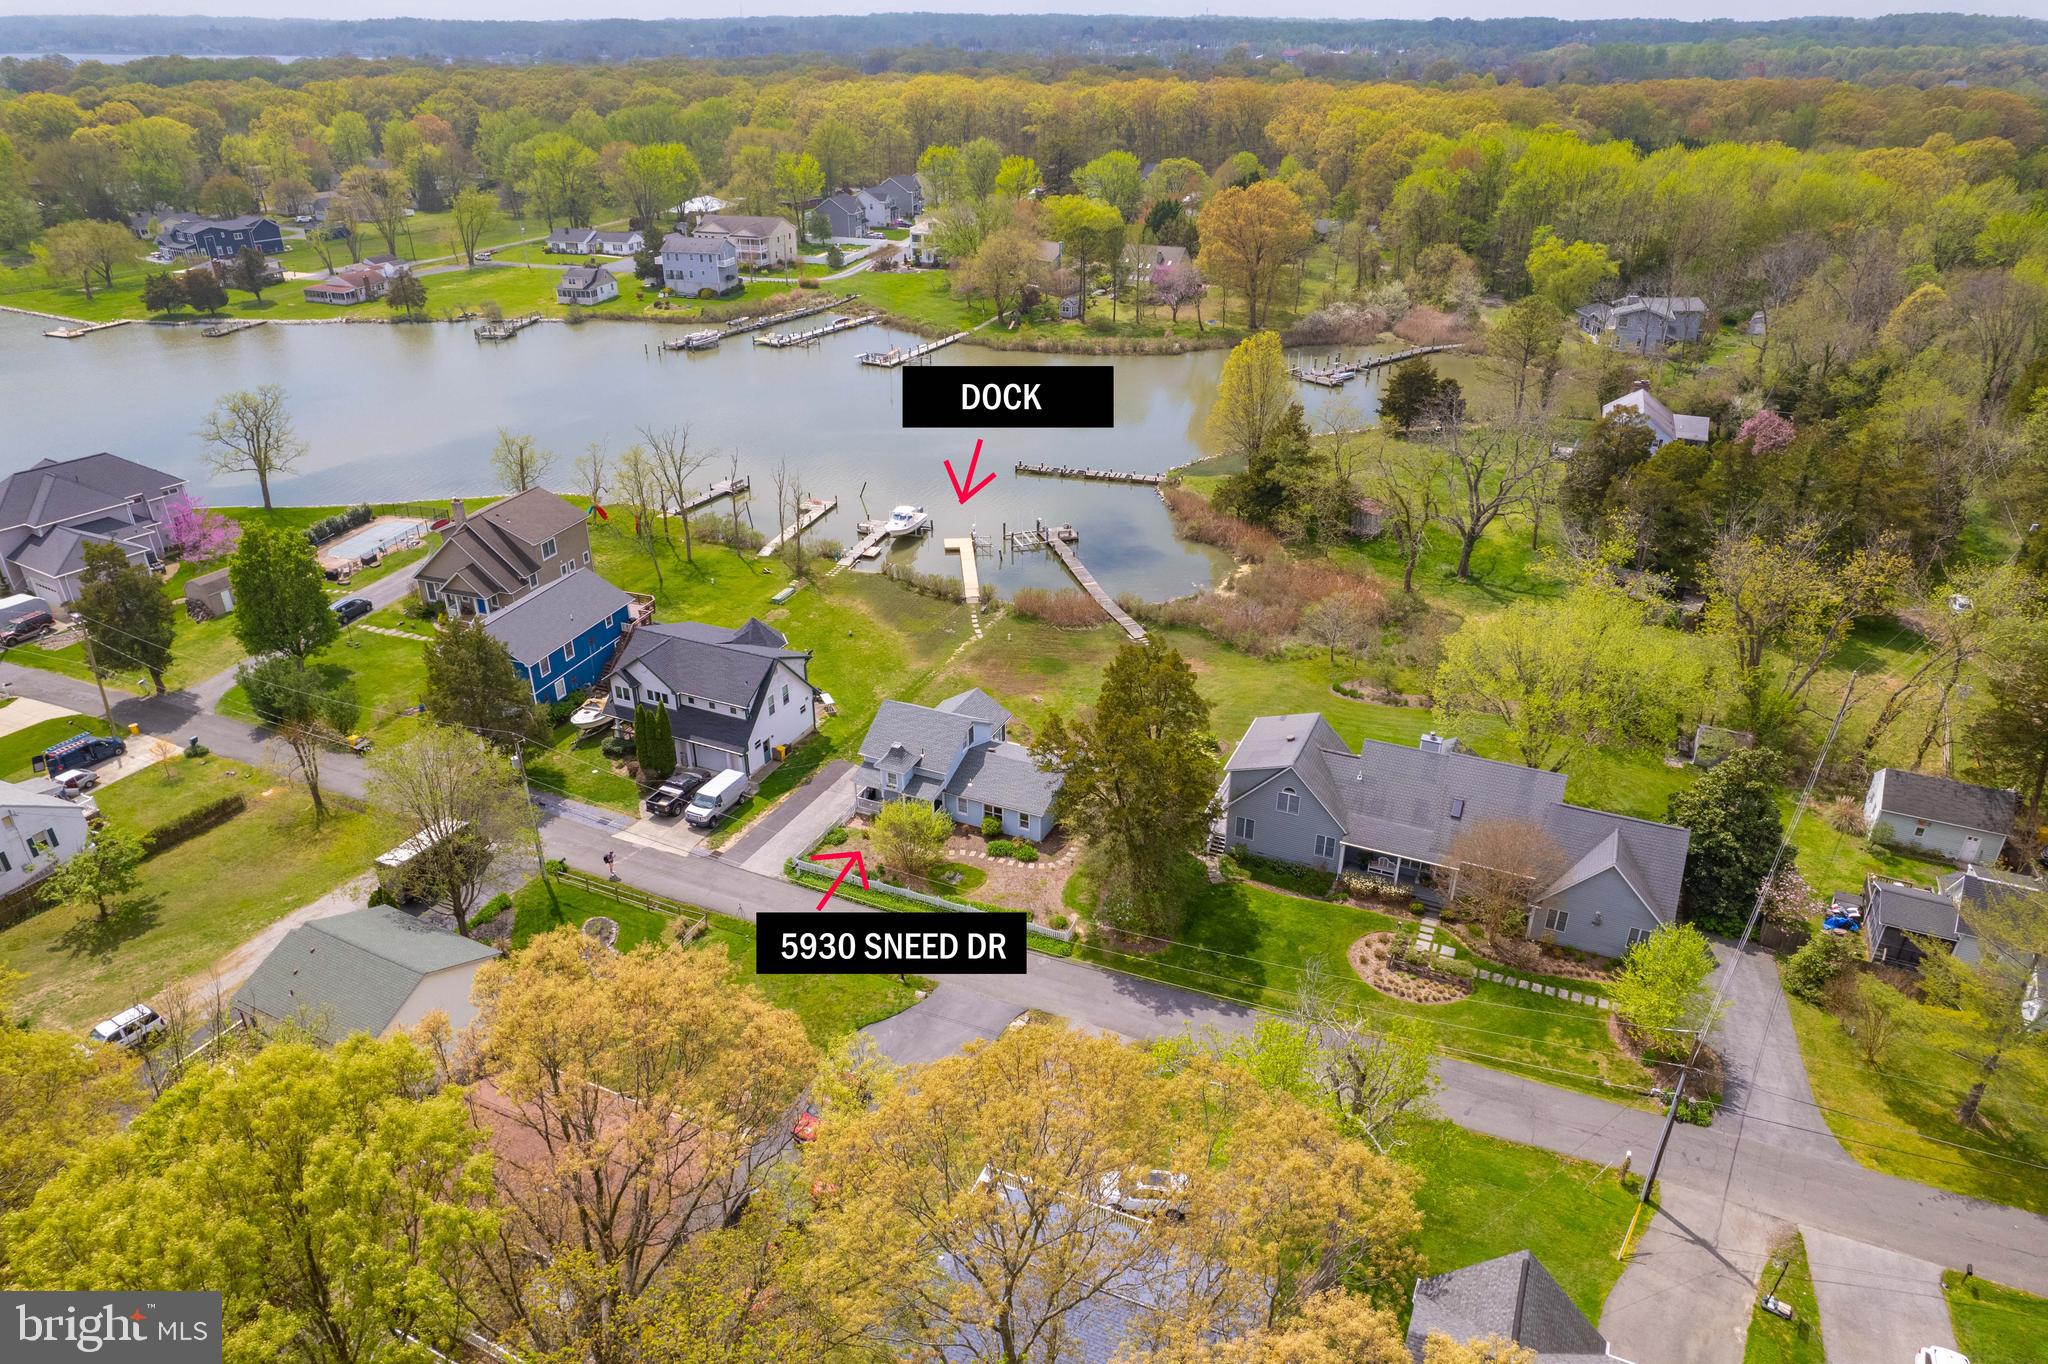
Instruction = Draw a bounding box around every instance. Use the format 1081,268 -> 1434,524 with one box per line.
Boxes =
1426,413 -> 1558,580
1446,818 -> 1567,966
489,429 -> 554,493
642,424 -> 713,563
196,385 -> 305,510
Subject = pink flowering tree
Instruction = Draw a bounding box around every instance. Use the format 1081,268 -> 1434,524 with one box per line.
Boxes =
1152,258 -> 1207,325
1736,408 -> 1794,455
162,493 -> 241,563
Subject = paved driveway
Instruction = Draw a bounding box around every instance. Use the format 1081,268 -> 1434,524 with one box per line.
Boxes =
862,983 -> 1021,1065
726,760 -> 853,875
1710,942 -> 1843,1160
1804,1226 -> 1957,1363
1601,1182 -> 1784,1364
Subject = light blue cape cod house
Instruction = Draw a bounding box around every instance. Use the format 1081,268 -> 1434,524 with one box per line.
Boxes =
1219,715 -> 1690,959
853,689 -> 1061,841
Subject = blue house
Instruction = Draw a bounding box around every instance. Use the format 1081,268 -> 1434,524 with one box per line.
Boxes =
184,216 -> 284,259
480,569 -> 635,703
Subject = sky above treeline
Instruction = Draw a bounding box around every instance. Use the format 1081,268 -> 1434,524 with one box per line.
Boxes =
1,3 -> 2043,27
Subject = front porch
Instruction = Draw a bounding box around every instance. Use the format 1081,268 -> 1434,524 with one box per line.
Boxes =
1342,844 -> 1454,909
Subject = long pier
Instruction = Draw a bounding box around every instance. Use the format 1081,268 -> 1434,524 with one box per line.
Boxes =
758,496 -> 838,558
43,318 -> 132,339
1290,342 -> 1463,387
858,330 -> 968,367
1039,530 -> 1146,641
754,312 -> 877,347
679,476 -> 748,514
943,538 -> 983,604
831,523 -> 892,574
1014,463 -> 1170,486
719,295 -> 844,339
203,319 -> 265,339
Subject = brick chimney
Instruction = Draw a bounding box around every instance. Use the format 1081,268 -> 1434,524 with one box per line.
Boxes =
450,497 -> 466,527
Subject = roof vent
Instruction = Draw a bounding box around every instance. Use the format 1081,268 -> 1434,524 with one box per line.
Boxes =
1449,797 -> 1466,819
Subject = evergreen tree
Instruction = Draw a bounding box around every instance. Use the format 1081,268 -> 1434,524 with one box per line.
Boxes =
74,541 -> 177,694
1665,747 -> 1785,934
1215,402 -> 1320,530
1377,359 -> 1442,430
423,619 -> 544,747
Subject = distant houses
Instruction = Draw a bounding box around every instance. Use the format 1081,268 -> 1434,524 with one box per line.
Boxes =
0,452 -> 184,605
690,214 -> 797,268
1600,382 -> 1709,449
156,213 -> 284,259
867,174 -> 925,223
414,489 -> 591,619
544,227 -> 645,257
302,264 -> 391,306
812,191 -> 884,239
481,569 -> 635,704
554,264 -> 619,306
659,232 -> 740,296
1121,242 -> 1188,281
1575,294 -> 1708,352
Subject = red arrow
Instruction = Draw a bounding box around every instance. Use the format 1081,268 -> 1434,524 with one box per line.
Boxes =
945,438 -> 996,504
811,849 -> 868,909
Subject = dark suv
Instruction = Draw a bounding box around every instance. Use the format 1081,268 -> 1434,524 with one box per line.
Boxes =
331,597 -> 373,625
645,769 -> 713,817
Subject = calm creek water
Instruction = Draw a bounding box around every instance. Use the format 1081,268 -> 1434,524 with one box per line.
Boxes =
0,311 -> 1389,600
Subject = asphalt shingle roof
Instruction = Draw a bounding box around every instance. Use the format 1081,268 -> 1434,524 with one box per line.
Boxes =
613,618 -> 801,708
1873,768 -> 2020,835
937,687 -> 1012,725
859,700 -> 977,770
1406,1251 -> 1612,1362
482,569 -> 631,667
232,906 -> 498,1042
948,741 -> 1060,817
0,453 -> 181,532
557,265 -> 610,290
1866,879 -> 1967,945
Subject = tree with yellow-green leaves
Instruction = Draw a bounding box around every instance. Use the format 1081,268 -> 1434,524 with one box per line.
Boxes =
1197,179 -> 1312,328
0,970 -> 140,1241
1205,330 -> 1292,470
461,929 -> 815,1362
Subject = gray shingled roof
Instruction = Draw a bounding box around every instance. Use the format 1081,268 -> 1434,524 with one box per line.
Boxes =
470,488 -> 585,543
482,569 -> 631,667
1866,879 -> 1966,945
659,232 -> 735,255
859,700 -> 977,771
1873,768 -> 2019,835
232,906 -> 498,1042
947,741 -> 1060,817
936,687 -> 1012,726
557,265 -> 610,290
1406,1251 -> 1611,1362
613,618 -> 801,708
0,453 -> 181,533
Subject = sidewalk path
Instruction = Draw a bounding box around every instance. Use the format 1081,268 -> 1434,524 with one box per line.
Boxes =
0,695 -> 75,737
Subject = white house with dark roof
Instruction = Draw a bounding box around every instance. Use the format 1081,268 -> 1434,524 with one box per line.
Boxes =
0,453 -> 185,606
1407,1250 -> 1634,1362
414,489 -> 590,618
852,688 -> 1062,841
231,905 -> 500,1042
0,778 -> 91,897
1600,382 -> 1709,449
554,264 -> 618,306
545,227 -> 642,256
1219,715 -> 1690,958
1863,767 -> 2018,865
603,618 -> 813,775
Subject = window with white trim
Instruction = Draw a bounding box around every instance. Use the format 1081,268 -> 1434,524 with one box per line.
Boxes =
1277,786 -> 1300,814
1625,926 -> 1654,949
541,537 -> 557,559
1314,834 -> 1338,859
560,562 -> 573,577
1018,813 -> 1031,831
1234,816 -> 1255,840
1542,907 -> 1569,933
561,639 -> 575,663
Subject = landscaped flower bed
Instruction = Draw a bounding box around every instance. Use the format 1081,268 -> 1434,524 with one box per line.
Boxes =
1350,932 -> 1472,1004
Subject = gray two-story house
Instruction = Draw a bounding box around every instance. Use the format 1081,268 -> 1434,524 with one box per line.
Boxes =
853,688 -> 1061,841
1219,715 -> 1690,959
0,453 -> 185,606
1575,295 -> 1708,353
604,618 -> 814,776
413,489 -> 590,619
868,175 -> 925,223
812,190 -> 885,238
659,232 -> 740,296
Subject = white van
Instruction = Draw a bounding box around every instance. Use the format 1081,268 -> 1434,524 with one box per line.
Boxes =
682,769 -> 746,827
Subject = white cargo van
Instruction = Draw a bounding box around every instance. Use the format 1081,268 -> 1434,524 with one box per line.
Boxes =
682,769 -> 746,827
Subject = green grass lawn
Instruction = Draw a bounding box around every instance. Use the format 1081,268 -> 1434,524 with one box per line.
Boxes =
1782,798 -> 1957,899
1944,1270 -> 2048,1364
0,757 -> 380,1031
506,876 -> 923,1046
1068,856 -> 1652,1103
1781,967 -> 2048,1215
524,719 -> 641,813
1745,1232 -> 1822,1364
218,623 -> 429,742
0,713 -> 114,780
1404,1119 -> 1638,1325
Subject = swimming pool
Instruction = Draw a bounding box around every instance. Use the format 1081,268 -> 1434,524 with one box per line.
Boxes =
325,518 -> 426,560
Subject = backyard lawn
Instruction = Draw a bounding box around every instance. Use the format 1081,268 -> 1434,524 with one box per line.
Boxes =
1781,973 -> 2048,1215
1744,1232 -> 1823,1364
506,876 -> 923,1046
1944,1270 -> 2048,1364
217,621 -> 429,742
0,756 -> 381,1031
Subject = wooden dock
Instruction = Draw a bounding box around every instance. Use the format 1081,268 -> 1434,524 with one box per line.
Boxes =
1014,462 -> 1170,486
1045,534 -> 1146,641
857,330 -> 968,367
758,496 -> 838,558
753,312 -> 877,347
943,538 -> 982,604
720,295 -> 844,339
43,318 -> 132,340
830,521 -> 893,575
475,313 -> 543,341
202,319 -> 265,339
1289,342 -> 1463,387
679,476 -> 748,514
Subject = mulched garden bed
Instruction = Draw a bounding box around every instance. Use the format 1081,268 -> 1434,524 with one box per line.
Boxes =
1349,932 -> 1472,1004
1605,1009 -> 1725,1100
582,915 -> 619,950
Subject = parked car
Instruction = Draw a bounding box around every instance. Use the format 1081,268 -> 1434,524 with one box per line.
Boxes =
682,769 -> 747,827
1097,1169 -> 1189,1220
1915,1351 -> 1969,1364
645,769 -> 712,817
51,767 -> 100,795
0,609 -> 54,644
331,597 -> 372,625
46,783 -> 101,820
34,733 -> 126,774
89,1004 -> 166,1050
293,213 -> 315,224
477,249 -> 494,261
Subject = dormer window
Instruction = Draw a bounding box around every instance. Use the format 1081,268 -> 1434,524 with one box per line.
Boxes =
1277,786 -> 1299,814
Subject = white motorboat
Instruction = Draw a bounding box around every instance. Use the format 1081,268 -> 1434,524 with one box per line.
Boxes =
884,504 -> 932,536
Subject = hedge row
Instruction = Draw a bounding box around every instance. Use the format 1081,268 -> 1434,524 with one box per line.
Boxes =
304,504 -> 376,547
139,794 -> 247,860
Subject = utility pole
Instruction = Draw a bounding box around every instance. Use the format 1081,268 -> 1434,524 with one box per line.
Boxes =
78,630 -> 118,734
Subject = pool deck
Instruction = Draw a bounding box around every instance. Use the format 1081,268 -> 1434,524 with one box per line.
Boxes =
317,516 -> 429,568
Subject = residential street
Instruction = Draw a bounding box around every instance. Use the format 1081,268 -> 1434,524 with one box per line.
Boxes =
5,658 -> 2047,1311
